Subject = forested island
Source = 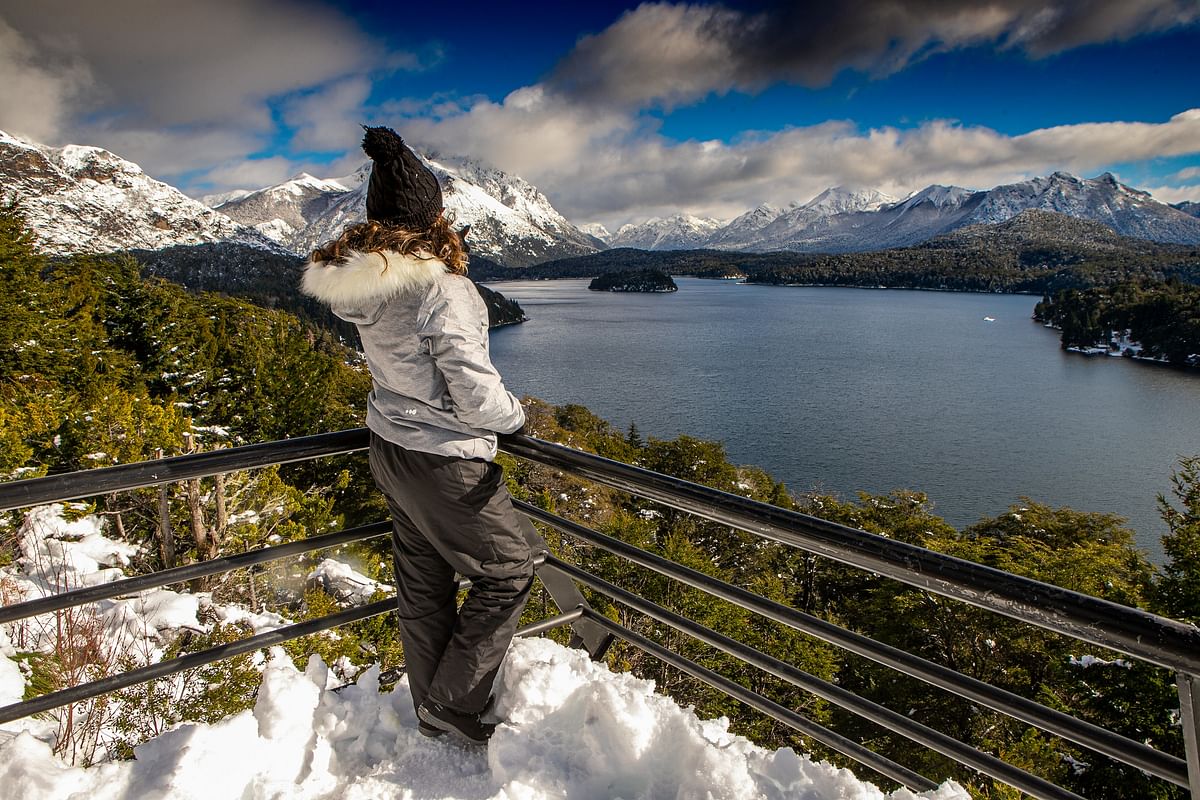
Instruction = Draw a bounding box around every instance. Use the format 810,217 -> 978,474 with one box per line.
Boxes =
3,204 -> 1200,798
588,269 -> 678,292
1035,278 -> 1200,367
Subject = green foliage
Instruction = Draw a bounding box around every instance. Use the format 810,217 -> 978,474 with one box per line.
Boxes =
473,216 -> 1200,295
9,204 -> 1200,797
110,619 -> 264,759
1155,456 -> 1200,622
1036,279 -> 1200,365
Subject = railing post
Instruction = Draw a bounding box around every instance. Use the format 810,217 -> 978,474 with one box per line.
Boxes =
520,517 -> 614,660
1178,671 -> 1200,799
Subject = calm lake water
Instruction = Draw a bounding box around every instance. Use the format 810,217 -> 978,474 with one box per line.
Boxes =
484,278 -> 1200,563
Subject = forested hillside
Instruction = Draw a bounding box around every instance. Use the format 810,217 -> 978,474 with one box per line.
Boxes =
1034,279 -> 1200,366
477,211 -> 1200,295
2,205 -> 1200,797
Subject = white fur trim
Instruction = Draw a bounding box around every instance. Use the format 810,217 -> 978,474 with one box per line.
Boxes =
301,250 -> 447,306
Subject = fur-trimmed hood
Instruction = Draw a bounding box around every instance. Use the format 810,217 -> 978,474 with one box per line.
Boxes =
301,249 -> 448,309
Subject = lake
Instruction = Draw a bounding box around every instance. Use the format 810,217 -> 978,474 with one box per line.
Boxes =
484,278 -> 1200,563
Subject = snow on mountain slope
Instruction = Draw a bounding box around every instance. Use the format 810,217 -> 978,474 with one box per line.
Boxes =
0,503 -> 969,800
244,154 -> 599,268
705,203 -> 793,249
699,174 -> 1200,253
0,130 -> 282,256
749,188 -> 902,251
214,173 -> 353,246
609,213 -> 726,250
969,172 -> 1200,244
578,222 -> 612,245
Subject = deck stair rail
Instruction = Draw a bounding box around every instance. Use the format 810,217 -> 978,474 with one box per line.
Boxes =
0,428 -> 1198,800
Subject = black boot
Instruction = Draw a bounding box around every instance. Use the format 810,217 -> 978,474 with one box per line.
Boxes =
417,700 -> 497,745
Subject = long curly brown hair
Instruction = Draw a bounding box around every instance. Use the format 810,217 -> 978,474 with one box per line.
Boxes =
309,215 -> 469,275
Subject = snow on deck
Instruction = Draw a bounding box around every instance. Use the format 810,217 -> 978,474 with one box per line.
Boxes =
0,638 -> 967,799
0,505 -> 968,799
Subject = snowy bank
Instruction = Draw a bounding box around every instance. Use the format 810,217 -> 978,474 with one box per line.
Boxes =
0,638 -> 968,799
1,505 -> 970,798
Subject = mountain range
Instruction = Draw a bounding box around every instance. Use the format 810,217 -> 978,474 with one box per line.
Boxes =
602,176 -> 1200,252
0,130 -> 283,256
211,153 -> 598,267
2,128 -> 1199,268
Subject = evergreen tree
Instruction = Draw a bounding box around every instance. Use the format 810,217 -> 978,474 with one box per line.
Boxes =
1155,456 -> 1200,622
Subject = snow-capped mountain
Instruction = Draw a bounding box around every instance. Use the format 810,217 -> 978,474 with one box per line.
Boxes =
690,174 -> 1200,254
608,214 -> 726,250
578,222 -> 612,244
967,172 -> 1200,243
704,203 -> 795,250
0,130 -> 282,256
215,172 -> 355,247
738,187 -> 902,251
221,154 -> 598,268
1170,200 -> 1200,218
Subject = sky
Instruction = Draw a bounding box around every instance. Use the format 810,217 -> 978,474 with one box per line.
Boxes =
0,0 -> 1198,230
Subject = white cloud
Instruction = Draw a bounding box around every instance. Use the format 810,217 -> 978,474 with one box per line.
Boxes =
2,0 -> 1197,220
0,17 -> 91,142
0,0 -> 407,186
283,78 -> 374,153
1146,185 -> 1200,204
404,75 -> 1200,229
198,156 -> 304,192
1169,166 -> 1200,182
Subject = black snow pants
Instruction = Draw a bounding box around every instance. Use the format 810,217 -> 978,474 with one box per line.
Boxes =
368,433 -> 534,716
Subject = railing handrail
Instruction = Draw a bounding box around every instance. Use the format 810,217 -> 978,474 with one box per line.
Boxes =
4,427 -> 1197,672
517,500 -> 1188,787
0,428 -> 370,513
2,430 -> 1197,797
500,433 -> 1200,674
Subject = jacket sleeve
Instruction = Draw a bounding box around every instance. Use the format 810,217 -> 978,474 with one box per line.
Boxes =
419,278 -> 526,434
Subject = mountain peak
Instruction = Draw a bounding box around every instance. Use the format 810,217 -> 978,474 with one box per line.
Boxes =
0,130 -> 283,256
804,186 -> 898,214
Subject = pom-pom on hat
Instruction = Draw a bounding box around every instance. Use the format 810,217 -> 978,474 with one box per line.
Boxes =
361,125 -> 443,229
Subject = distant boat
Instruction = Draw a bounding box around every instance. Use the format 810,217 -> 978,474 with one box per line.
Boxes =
983,316 -> 996,322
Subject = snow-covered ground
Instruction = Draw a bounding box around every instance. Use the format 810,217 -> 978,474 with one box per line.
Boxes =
1,505 -> 969,800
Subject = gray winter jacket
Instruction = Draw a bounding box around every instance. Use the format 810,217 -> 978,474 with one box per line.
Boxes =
301,249 -> 524,460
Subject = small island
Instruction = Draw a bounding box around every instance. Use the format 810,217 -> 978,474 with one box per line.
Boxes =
588,269 -> 678,293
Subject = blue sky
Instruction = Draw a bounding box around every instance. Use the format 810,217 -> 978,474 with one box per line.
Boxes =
1,1 -> 1198,229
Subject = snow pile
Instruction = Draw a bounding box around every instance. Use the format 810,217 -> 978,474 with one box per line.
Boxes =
308,558 -> 393,606
3,505 -> 205,664
0,638 -> 968,799
1,504 -> 969,798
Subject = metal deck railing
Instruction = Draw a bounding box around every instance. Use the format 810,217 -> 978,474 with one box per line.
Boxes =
1,428 -> 1198,800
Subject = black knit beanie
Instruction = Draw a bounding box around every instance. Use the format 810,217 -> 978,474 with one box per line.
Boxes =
361,125 -> 443,229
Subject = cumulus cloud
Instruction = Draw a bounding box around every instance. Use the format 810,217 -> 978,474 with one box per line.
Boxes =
393,2 -> 1200,228
283,78 -> 374,153
409,89 -> 1200,228
1,0 -> 1196,218
0,17 -> 91,142
0,0 -> 402,186
1146,185 -> 1200,204
546,0 -> 1200,109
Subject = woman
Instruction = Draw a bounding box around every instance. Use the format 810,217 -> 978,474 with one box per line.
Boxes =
301,126 -> 532,745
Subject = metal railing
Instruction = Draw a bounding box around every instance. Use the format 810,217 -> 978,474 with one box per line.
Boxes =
1,428 -> 1198,800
